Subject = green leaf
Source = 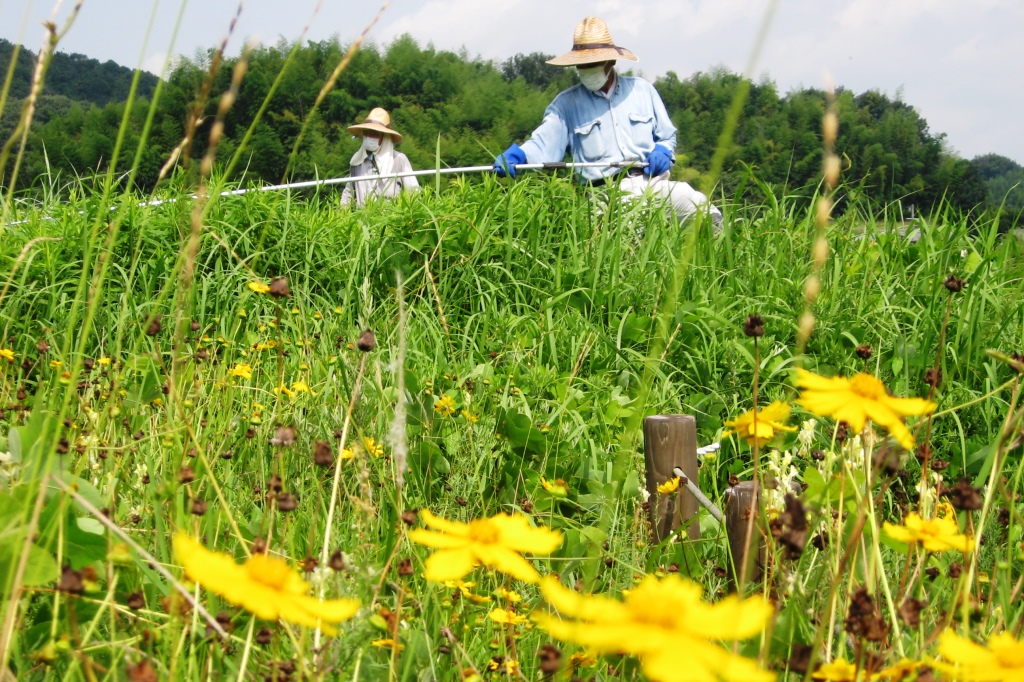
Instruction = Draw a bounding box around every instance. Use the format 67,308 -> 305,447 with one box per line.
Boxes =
0,539 -> 59,588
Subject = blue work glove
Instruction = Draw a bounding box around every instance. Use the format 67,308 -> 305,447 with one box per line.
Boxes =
644,144 -> 674,177
493,143 -> 527,178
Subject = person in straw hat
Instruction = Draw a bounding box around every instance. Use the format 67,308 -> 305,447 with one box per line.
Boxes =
493,16 -> 721,225
341,107 -> 419,207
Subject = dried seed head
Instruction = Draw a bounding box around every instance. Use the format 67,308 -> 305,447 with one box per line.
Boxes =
944,274 -> 966,293
313,440 -> 334,467
190,320 -> 201,332
945,477 -> 983,511
397,558 -> 414,577
538,643 -> 562,674
190,498 -> 208,516
268,474 -> 283,492
255,627 -> 273,645
743,314 -> 764,338
948,562 -> 962,579
146,315 -> 162,337
127,660 -> 158,682
356,329 -> 376,352
400,509 -> 419,526
82,357 -> 95,371
221,449 -> 233,460
178,466 -> 196,484
301,557 -> 318,573
251,537 -> 268,554
270,425 -> 297,447
328,550 -> 346,571
276,492 -> 298,512
856,344 -> 873,360
127,591 -> 145,610
815,197 -> 832,227
923,367 -> 942,388
835,422 -> 850,443
268,278 -> 290,298
37,339 -> 50,354
57,565 -> 84,594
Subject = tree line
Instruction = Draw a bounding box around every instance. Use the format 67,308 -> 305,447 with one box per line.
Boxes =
1,35 -> 1021,223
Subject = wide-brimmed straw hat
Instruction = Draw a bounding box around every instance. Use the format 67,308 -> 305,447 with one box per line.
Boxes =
348,107 -> 403,143
546,16 -> 638,67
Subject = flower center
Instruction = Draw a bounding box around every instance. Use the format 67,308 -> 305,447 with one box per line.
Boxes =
467,519 -> 500,544
850,373 -> 885,400
244,554 -> 295,589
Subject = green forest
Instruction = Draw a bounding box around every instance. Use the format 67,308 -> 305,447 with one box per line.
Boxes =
2,35 -> 1022,224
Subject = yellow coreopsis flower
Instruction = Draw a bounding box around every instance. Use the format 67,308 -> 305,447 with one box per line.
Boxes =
361,437 -> 384,458
408,509 -> 563,584
443,580 -> 491,603
722,401 -> 797,447
795,369 -> 935,450
936,630 -> 1024,681
494,587 -> 522,603
534,575 -> 775,682
0,348 -> 14,362
540,478 -> 569,498
273,384 -> 296,399
173,534 -> 359,635
812,659 -> 858,681
461,409 -> 479,424
871,659 -> 921,681
434,395 -> 457,417
228,363 -> 253,380
489,608 -> 529,625
291,381 -> 311,394
97,357 -> 111,365
248,281 -> 271,294
371,638 -> 404,650
657,477 -> 681,495
882,512 -> 973,553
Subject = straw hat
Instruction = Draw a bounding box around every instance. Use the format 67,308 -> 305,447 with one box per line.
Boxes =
546,16 -> 638,67
348,107 -> 403,143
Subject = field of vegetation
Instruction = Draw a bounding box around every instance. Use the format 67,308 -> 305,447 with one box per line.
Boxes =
2,11 -> 1024,682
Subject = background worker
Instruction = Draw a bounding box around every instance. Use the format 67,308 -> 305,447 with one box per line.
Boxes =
341,107 -> 419,207
493,16 -> 721,225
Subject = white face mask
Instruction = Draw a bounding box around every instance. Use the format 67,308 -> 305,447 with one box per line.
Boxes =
361,136 -> 382,153
577,64 -> 611,92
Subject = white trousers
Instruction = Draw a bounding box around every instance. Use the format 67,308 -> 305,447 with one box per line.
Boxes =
617,172 -> 721,223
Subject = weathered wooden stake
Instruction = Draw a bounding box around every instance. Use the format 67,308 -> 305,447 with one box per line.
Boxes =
643,415 -> 699,543
725,481 -> 762,590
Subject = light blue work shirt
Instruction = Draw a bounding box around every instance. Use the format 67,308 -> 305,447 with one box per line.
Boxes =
519,74 -> 678,183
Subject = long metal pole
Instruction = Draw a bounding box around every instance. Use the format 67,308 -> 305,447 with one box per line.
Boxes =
4,160 -> 647,224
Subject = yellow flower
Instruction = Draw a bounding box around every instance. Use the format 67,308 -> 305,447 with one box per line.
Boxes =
228,363 -> 253,380
723,401 -> 797,447
540,478 -> 569,498
254,341 -> 276,351
248,281 -> 271,294
534,575 -> 775,682
173,534 -> 359,635
290,306 -> 300,315
871,659 -> 921,681
334,306 -> 343,314
434,395 -> 457,417
936,630 -> 1024,681
444,580 -> 491,603
273,384 -> 296,399
49,360 -> 62,369
488,608 -> 529,625
312,311 -> 323,320
340,447 -> 355,460
97,357 -> 111,365
408,509 -> 563,583
812,658 -> 858,681
795,369 -> 935,450
291,381 -> 311,393
371,638 -> 404,650
494,587 -> 522,603
0,348 -> 14,362
882,512 -> 973,553
461,409 -> 479,424
361,437 -> 384,458
657,477 -> 681,495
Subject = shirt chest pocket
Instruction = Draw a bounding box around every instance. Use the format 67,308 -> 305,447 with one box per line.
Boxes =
628,112 -> 654,142
574,119 -> 606,160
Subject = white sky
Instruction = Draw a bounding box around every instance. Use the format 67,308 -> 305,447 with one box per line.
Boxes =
2,0 -> 1022,164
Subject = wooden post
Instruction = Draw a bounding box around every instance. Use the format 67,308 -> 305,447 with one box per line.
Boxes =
725,481 -> 762,590
643,415 -> 699,543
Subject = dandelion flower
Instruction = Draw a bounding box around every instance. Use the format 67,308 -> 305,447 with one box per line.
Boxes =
0,348 -> 14,362
434,395 -> 457,417
795,369 -> 935,450
248,281 -> 271,294
723,401 -> 797,447
489,609 -> 529,625
291,381 -> 311,394
657,477 -> 681,495
408,509 -> 563,583
173,533 -> 359,635
882,513 -> 973,553
812,658 -> 857,681
228,363 -> 253,380
534,574 -> 775,682
936,630 -> 1024,681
